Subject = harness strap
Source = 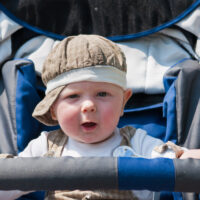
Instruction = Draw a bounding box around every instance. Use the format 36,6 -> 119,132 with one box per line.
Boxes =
45,129 -> 68,157
119,126 -> 136,147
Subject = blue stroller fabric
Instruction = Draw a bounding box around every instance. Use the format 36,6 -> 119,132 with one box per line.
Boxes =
0,60 -> 54,199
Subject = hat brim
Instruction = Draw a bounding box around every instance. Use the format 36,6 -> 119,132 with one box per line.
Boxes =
32,86 -> 65,126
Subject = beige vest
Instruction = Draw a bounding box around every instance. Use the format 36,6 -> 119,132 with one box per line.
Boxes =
45,126 -> 138,200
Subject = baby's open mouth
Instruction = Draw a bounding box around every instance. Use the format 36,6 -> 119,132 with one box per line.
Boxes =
82,122 -> 97,128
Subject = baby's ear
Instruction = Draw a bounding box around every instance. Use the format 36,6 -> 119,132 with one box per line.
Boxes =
123,89 -> 132,105
50,105 -> 57,120
121,89 -> 132,116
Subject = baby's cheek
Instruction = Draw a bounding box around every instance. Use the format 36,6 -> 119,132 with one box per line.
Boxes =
102,108 -> 121,125
58,107 -> 78,125
59,113 -> 79,135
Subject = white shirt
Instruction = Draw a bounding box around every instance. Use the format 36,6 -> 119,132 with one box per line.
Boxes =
20,128 -> 168,158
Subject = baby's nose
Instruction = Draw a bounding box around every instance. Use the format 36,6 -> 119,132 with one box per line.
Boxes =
81,100 -> 96,113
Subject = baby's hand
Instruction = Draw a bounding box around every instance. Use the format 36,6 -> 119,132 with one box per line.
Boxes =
180,149 -> 200,159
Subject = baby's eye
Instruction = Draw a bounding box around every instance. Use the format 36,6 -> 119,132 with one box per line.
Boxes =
97,92 -> 108,97
67,94 -> 79,99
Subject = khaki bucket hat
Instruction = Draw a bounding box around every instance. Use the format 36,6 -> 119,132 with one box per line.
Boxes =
32,34 -> 127,126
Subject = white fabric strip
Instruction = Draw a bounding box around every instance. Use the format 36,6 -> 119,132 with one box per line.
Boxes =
46,65 -> 127,94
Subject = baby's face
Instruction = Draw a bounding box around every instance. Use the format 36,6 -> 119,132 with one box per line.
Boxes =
51,81 -> 132,144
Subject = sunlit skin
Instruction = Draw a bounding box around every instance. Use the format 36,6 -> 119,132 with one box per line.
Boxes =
50,81 -> 132,144
180,149 -> 200,159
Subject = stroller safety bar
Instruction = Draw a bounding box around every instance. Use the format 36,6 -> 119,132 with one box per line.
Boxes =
0,157 -> 199,192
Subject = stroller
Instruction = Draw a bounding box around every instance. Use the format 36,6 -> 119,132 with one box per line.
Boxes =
0,0 -> 200,199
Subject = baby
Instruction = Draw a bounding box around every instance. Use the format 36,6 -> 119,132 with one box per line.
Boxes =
1,34 -> 200,200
